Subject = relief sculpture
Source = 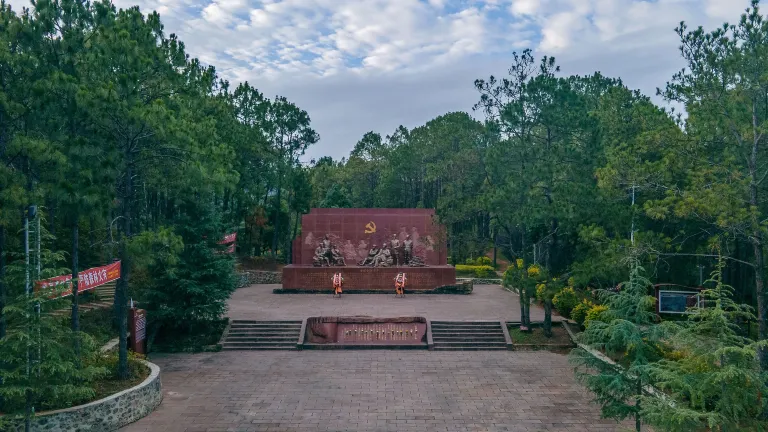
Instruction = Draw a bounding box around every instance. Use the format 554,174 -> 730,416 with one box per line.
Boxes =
312,234 -> 347,267
353,233 -> 428,268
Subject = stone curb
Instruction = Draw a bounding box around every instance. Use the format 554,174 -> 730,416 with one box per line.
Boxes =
457,278 -> 502,285
272,281 -> 473,295
297,318 -> 308,350
10,360 -> 162,431
500,320 -> 514,350
217,318 -> 232,349
426,320 -> 434,350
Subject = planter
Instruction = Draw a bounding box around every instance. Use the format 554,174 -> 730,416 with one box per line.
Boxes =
7,360 -> 162,431
506,321 -> 576,351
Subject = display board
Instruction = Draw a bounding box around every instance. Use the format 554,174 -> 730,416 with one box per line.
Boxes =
658,290 -> 700,314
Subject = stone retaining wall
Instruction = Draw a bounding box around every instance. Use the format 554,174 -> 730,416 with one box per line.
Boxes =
457,277 -> 502,285
9,360 -> 162,431
238,270 -> 282,287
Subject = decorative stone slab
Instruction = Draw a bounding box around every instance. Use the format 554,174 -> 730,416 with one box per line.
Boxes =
303,316 -> 428,349
6,360 -> 162,431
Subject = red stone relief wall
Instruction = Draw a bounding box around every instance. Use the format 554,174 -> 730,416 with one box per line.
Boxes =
292,208 -> 448,266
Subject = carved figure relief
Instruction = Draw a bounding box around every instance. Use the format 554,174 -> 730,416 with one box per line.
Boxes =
312,234 -> 347,267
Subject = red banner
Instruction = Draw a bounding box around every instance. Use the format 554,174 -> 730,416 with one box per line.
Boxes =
219,232 -> 236,254
219,232 -> 236,244
36,261 -> 122,299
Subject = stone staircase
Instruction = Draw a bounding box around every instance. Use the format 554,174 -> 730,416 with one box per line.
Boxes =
50,282 -> 116,317
430,321 -> 508,351
221,320 -> 302,350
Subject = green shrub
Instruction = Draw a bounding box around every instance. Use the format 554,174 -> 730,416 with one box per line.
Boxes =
584,304 -> 609,328
476,256 -> 492,266
553,286 -> 579,318
463,256 -> 493,266
455,264 -> 496,277
571,299 -> 594,326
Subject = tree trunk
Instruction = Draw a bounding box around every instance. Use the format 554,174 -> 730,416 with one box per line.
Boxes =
524,294 -> 531,327
492,227 -> 497,269
48,200 -> 56,238
0,225 -> 5,339
116,157 -> 132,380
749,104 -> 767,370
272,183 -> 282,258
519,286 -> 526,327
71,221 -> 81,363
635,379 -> 642,432
543,299 -> 552,337
289,211 -> 300,264
754,240 -> 766,370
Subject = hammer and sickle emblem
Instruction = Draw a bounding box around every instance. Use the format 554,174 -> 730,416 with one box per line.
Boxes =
364,221 -> 377,234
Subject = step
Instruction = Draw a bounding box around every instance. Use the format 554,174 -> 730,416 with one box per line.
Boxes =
431,322 -> 501,328
431,325 -> 501,330
230,320 -> 302,325
225,336 -> 298,342
222,340 -> 298,346
229,324 -> 302,328
431,329 -> 503,335
432,346 -> 508,351
431,321 -> 501,325
432,341 -> 506,348
222,345 -> 296,351
229,326 -> 302,331
228,329 -> 301,335
432,336 -> 505,342
229,324 -> 302,329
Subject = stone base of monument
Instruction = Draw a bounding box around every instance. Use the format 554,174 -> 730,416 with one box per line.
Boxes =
279,265 -> 466,294
303,316 -> 427,349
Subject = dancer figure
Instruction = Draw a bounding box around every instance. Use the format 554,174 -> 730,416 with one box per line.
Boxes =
333,273 -> 343,298
394,272 -> 406,297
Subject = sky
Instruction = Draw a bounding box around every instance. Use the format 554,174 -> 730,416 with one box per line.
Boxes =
8,0 -> 754,161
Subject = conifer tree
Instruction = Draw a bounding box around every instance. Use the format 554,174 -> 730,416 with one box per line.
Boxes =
569,250 -> 662,432
641,253 -> 767,431
130,198 -> 236,348
0,221 -> 105,430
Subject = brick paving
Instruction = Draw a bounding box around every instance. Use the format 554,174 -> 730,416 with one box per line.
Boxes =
122,350 -> 630,432
121,286 -> 631,432
227,283 -> 556,322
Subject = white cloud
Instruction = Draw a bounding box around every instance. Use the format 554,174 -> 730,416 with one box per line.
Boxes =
3,0 -> 756,159
510,0 -> 541,16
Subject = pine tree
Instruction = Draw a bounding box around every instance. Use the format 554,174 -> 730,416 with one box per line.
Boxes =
131,198 -> 236,349
641,253 -> 767,431
569,250 -> 663,432
0,220 -> 105,429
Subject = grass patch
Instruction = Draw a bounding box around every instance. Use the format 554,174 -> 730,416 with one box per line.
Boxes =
509,325 -> 574,346
150,318 -> 228,353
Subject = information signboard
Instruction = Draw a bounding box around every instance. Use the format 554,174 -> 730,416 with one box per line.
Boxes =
128,308 -> 147,354
658,290 -> 700,314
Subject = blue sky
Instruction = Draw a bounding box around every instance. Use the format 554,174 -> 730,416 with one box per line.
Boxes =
8,0 -> 753,160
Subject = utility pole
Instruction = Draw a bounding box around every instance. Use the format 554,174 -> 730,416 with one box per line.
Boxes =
24,205 -> 36,432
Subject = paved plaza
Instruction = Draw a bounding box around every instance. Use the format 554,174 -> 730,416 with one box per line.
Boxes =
121,285 -> 632,432
227,283 -> 553,322
122,350 -> 630,432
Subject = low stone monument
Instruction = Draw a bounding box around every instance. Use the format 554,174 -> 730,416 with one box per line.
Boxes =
280,208 -> 458,292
